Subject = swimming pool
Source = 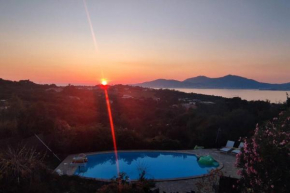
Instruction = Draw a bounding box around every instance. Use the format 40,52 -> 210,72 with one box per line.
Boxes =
74,151 -> 219,180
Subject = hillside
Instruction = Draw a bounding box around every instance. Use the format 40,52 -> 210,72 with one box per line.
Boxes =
135,75 -> 290,90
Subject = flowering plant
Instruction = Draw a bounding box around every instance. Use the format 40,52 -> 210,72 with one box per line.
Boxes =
236,111 -> 290,192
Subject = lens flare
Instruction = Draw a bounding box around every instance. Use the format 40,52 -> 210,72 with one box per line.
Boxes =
83,0 -> 119,177
83,0 -> 98,53
104,89 -> 120,175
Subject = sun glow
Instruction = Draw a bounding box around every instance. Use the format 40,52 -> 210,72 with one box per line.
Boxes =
101,79 -> 107,86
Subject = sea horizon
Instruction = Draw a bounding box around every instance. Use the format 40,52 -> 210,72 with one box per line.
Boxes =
165,88 -> 289,103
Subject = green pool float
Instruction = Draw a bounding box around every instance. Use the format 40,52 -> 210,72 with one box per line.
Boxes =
198,155 -> 215,166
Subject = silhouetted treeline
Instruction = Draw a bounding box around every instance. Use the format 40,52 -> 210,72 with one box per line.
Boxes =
0,78 -> 286,158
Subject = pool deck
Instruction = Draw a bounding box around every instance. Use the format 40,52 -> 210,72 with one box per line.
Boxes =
55,149 -> 240,193
155,149 -> 240,193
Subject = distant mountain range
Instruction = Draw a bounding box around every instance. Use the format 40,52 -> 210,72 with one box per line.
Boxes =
135,75 -> 290,90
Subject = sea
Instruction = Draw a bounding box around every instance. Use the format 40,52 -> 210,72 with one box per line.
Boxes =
172,88 -> 289,104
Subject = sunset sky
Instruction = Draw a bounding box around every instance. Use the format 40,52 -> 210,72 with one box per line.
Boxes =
0,0 -> 290,85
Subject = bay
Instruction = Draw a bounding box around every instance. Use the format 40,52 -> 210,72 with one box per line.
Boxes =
172,88 -> 289,103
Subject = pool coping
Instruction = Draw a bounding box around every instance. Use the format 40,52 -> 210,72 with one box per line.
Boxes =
55,149 -> 224,182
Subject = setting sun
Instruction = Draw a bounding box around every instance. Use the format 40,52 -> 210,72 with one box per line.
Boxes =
101,79 -> 107,86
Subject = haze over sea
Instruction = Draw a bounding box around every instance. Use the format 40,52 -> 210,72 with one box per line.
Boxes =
172,88 -> 289,104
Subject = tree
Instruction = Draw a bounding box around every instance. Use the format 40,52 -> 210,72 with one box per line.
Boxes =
287,92 -> 290,107
236,110 -> 290,192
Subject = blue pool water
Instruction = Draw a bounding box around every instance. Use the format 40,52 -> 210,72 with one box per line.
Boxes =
74,151 -> 219,180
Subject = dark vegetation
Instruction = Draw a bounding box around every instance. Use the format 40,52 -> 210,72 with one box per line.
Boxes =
0,146 -> 106,193
96,172 -> 155,193
0,78 -> 284,153
0,78 -> 288,192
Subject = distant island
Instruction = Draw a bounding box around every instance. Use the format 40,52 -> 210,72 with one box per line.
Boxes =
135,75 -> 290,90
